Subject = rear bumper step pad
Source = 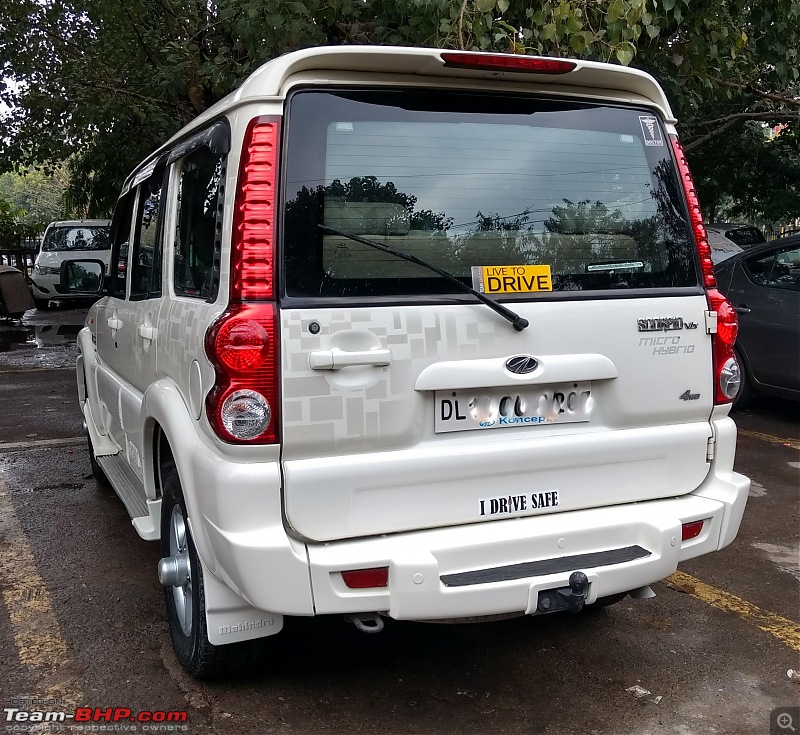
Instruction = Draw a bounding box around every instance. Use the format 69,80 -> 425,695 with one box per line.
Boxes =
440,545 -> 651,587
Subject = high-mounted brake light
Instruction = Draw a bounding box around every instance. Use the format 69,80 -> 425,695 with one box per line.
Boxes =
669,135 -> 716,289
441,53 -> 577,74
231,116 -> 281,301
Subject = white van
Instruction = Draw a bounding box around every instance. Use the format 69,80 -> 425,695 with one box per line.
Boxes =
64,47 -> 750,678
31,220 -> 111,308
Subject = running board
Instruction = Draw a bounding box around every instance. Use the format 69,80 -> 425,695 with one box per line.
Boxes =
96,455 -> 160,541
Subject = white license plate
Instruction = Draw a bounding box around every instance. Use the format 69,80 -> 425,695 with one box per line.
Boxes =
435,383 -> 592,433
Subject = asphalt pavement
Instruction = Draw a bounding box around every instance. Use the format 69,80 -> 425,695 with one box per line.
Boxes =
0,305 -> 798,735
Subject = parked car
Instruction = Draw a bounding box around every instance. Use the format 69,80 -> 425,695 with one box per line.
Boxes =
715,234 -> 800,407
30,220 -> 111,309
60,46 -> 750,678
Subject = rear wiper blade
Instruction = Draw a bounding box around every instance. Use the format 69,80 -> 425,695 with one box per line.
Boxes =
318,225 -> 529,332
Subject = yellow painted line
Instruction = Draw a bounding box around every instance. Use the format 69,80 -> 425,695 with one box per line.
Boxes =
738,428 -> 800,451
0,479 -> 83,707
667,571 -> 800,653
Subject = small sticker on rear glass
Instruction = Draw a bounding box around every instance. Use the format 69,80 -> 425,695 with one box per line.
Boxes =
639,116 -> 663,146
587,261 -> 644,272
471,265 -> 552,294
335,122 -> 354,132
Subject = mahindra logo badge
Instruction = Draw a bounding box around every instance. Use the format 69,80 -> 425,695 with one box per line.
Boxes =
506,355 -> 538,375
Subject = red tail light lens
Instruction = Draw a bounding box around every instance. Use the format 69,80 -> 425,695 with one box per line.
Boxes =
231,116 -> 281,301
341,567 -> 389,589
441,53 -> 577,74
707,288 -> 741,404
669,135 -> 716,289
681,520 -> 705,541
205,303 -> 280,444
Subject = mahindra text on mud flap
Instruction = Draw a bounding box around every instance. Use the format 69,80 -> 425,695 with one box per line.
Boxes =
65,47 -> 751,678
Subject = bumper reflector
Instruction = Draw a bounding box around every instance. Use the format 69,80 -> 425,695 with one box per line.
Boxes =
342,567 -> 389,589
681,520 -> 705,541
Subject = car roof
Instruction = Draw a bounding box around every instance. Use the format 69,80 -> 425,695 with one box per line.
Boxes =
45,220 -> 111,228
123,46 -> 677,191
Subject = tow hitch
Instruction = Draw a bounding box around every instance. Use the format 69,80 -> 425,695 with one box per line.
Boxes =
536,571 -> 589,614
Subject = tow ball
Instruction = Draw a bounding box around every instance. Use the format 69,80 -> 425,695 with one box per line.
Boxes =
537,571 -> 589,614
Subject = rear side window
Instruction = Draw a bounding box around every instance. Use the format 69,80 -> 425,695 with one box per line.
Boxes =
42,226 -> 110,252
130,171 -> 165,299
173,146 -> 224,300
283,89 -> 697,299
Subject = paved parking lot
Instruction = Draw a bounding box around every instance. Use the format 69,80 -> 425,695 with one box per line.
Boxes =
0,306 -> 798,735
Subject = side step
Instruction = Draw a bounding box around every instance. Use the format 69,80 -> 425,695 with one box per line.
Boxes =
96,455 -> 161,541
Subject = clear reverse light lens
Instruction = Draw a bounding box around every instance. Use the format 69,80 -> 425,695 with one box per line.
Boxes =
720,356 -> 741,400
220,389 -> 271,440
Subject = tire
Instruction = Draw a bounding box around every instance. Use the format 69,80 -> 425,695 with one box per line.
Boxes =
86,430 -> 110,487
732,348 -> 754,411
160,469 -> 263,679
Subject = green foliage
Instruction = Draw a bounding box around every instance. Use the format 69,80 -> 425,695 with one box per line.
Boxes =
1,0 -> 798,222
0,197 -> 43,248
0,168 -> 68,225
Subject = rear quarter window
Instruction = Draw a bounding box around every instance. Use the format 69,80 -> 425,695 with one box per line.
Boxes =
282,89 -> 697,299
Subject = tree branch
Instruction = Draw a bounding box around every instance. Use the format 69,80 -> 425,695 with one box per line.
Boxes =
692,111 -> 800,129
457,0 -> 469,50
718,80 -> 800,108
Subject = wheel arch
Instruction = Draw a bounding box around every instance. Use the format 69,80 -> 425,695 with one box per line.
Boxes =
142,378 -> 217,572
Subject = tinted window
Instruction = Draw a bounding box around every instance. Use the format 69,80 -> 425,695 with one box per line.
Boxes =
283,90 -> 697,299
109,195 -> 135,297
131,172 -> 165,299
173,147 -> 224,299
744,246 -> 800,291
725,227 -> 765,248
42,226 -> 110,252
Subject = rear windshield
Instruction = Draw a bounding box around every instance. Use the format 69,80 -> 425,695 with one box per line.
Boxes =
42,226 -> 110,252
283,89 -> 697,298
725,227 -> 765,248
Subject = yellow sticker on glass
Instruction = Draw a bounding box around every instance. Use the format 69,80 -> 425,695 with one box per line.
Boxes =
471,265 -> 553,294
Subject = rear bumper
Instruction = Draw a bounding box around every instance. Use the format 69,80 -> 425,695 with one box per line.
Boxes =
303,482 -> 747,619
194,422 -> 749,619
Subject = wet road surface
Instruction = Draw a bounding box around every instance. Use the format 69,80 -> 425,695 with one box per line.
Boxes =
0,306 -> 798,735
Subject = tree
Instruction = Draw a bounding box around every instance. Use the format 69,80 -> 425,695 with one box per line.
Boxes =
0,168 -> 68,224
1,0 -> 798,222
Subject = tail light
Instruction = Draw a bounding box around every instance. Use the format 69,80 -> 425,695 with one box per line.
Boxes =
205,116 -> 281,443
670,136 -> 716,289
670,135 -> 740,405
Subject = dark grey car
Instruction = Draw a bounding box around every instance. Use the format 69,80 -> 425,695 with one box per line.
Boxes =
715,234 -> 800,408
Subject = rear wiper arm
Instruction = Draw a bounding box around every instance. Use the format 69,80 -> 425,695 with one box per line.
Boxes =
318,225 -> 529,332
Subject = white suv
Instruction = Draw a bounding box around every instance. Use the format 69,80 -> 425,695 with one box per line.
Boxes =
65,47 -> 750,678
31,220 -> 111,308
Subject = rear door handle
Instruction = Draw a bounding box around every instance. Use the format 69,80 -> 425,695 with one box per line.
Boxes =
138,325 -> 157,341
107,317 -> 123,330
309,348 -> 392,371
734,304 -> 751,314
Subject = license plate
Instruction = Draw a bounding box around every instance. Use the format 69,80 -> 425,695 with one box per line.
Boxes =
435,383 -> 592,433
